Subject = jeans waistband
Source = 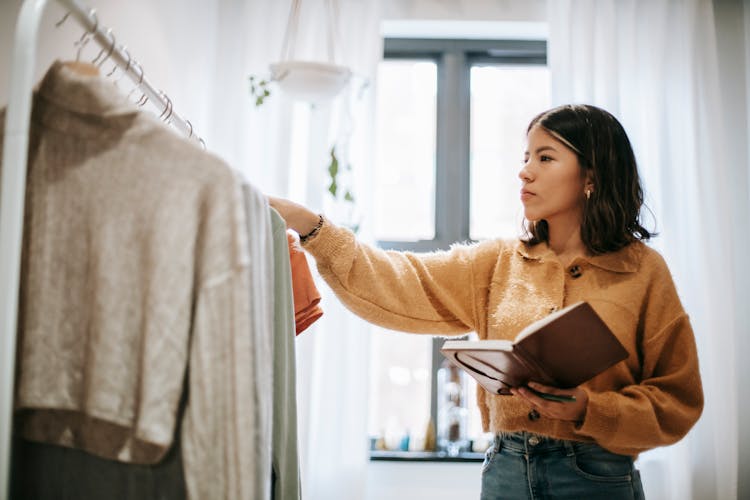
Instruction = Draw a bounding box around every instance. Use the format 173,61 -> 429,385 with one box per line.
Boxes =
492,431 -> 571,454
490,432 -> 637,470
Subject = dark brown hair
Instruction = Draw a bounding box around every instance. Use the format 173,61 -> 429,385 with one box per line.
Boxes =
523,104 -> 653,254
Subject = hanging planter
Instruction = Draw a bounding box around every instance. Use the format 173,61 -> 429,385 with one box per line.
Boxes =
269,60 -> 351,103
248,0 -> 360,232
250,0 -> 352,105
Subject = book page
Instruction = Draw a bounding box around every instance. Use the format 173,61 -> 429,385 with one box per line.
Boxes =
441,339 -> 514,351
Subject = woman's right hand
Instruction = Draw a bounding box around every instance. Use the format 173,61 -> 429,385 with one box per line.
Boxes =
267,196 -> 321,236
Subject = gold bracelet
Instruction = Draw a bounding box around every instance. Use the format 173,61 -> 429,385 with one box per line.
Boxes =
299,214 -> 324,243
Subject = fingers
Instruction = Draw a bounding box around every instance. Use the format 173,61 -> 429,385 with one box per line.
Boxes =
265,195 -> 321,235
267,195 -> 290,212
527,382 -> 575,399
511,383 -> 587,422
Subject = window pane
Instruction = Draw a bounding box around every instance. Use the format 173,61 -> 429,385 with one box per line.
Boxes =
470,65 -> 550,241
368,327 -> 432,450
374,60 -> 437,241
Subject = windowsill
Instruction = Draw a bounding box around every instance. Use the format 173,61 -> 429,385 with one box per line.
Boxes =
369,450 -> 484,462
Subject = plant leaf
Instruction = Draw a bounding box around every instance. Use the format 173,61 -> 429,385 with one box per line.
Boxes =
328,152 -> 339,178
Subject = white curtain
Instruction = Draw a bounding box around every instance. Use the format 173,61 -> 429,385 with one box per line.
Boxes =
196,1 -> 385,498
548,1 -> 749,499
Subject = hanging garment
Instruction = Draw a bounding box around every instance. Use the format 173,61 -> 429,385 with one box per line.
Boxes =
10,432 -> 186,499
268,209 -> 302,500
287,232 -> 323,335
0,61 -> 274,499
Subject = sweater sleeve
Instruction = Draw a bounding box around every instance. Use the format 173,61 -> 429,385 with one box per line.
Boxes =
302,219 -> 495,335
181,271 -> 268,500
575,257 -> 704,456
181,178 -> 274,500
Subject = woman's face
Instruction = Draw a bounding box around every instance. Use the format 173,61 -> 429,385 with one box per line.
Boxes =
518,125 -> 588,224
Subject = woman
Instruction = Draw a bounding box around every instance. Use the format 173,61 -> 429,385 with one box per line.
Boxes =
270,104 -> 703,499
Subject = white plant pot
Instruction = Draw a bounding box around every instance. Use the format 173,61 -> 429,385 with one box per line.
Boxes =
270,60 -> 352,102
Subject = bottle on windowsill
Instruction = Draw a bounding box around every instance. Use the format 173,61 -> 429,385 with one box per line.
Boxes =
437,358 -> 469,456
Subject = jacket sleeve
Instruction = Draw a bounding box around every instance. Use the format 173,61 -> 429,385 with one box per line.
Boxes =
302,219 -> 499,335
575,256 -> 704,456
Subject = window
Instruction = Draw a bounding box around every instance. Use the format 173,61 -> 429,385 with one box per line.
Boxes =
368,37 -> 549,458
374,60 -> 437,242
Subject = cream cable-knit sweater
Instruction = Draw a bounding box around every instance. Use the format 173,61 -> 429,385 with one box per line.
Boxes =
303,220 -> 703,457
1,61 -> 274,499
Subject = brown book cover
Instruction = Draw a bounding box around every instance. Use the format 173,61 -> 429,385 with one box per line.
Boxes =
440,302 -> 628,397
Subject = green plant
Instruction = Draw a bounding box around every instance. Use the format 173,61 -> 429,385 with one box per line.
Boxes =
326,146 -> 353,201
326,146 -> 359,233
248,75 -> 271,106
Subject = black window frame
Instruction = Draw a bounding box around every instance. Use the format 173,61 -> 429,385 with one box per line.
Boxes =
371,37 -> 547,461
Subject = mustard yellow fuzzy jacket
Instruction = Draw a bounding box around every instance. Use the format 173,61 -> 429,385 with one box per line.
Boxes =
303,220 -> 704,457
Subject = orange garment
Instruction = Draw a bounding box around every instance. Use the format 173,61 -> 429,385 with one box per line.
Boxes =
287,231 -> 323,334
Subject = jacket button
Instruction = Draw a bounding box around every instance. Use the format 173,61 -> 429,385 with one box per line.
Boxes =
569,265 -> 582,278
528,409 -> 540,421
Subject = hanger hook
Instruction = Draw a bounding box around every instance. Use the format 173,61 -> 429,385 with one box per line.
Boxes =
55,11 -> 70,28
85,8 -> 99,35
158,91 -> 173,122
108,46 -> 130,79
127,60 -> 145,101
101,33 -> 117,68
74,33 -> 92,61
73,9 -> 98,61
132,60 -> 145,86
135,73 -> 149,107
96,31 -> 117,68
186,120 -> 194,139
91,28 -> 113,65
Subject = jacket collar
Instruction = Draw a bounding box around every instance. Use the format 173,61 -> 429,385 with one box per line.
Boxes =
515,240 -> 642,273
31,60 -> 140,139
36,60 -> 135,116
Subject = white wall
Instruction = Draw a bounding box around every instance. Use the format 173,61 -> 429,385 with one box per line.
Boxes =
0,0 -> 212,122
365,461 -> 482,500
382,0 -> 546,22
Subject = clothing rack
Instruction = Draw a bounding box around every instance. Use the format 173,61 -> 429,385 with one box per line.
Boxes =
0,1 -> 202,496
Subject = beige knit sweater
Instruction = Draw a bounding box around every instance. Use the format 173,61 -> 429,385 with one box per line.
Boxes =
1,61 -> 274,499
303,220 -> 704,457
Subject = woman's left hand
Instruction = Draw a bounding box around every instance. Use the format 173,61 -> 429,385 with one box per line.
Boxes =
511,382 -> 588,422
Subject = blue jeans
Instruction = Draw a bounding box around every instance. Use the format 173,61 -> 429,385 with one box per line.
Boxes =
480,432 -> 645,500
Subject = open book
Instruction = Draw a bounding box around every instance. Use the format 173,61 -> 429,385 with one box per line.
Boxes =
440,302 -> 628,399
